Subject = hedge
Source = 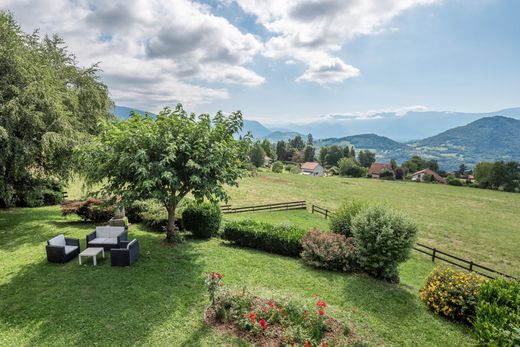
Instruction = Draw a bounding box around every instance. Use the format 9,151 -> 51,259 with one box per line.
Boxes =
221,219 -> 306,257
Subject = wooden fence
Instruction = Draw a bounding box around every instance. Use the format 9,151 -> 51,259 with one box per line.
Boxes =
221,201 -> 307,214
310,203 -> 517,280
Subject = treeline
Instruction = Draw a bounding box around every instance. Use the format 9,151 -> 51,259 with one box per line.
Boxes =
249,134 -> 316,167
474,161 -> 520,192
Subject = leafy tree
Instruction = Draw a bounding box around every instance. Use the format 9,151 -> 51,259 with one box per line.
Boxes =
303,145 -> 315,162
491,161 -> 520,192
0,12 -> 112,207
357,150 -> 376,168
250,142 -> 266,167
289,135 -> 305,150
79,105 -> 249,243
403,155 -> 439,173
394,167 -> 405,180
474,162 -> 494,188
350,147 -> 356,158
307,133 -> 313,146
390,159 -> 398,171
324,145 -> 343,167
261,139 -> 274,159
276,140 -> 287,161
338,158 -> 365,177
271,161 -> 283,173
319,147 -> 328,165
457,163 -> 467,178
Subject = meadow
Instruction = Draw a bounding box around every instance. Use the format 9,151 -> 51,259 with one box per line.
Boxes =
224,172 -> 520,277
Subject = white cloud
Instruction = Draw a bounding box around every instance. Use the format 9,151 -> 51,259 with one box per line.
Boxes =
0,0 -> 264,111
232,0 -> 439,84
322,105 -> 429,120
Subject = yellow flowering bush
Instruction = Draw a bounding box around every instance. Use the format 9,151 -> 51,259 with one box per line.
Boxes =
419,267 -> 487,324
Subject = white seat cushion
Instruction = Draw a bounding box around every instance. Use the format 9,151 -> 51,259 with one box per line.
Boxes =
64,245 -> 78,254
90,237 -> 117,245
49,234 -> 66,247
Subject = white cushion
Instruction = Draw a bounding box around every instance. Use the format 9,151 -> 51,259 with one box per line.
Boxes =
49,234 -> 66,247
64,245 -> 78,254
127,239 -> 137,249
90,237 -> 117,245
96,226 -> 124,238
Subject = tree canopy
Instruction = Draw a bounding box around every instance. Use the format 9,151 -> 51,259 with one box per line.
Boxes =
78,105 -> 250,242
0,12 -> 112,207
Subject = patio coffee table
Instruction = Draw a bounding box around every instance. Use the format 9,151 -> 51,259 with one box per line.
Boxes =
79,247 -> 105,266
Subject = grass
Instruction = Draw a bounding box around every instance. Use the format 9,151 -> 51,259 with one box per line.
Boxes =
223,172 -> 520,277
0,206 -> 476,346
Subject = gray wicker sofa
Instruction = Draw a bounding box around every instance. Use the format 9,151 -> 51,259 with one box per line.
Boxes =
46,234 -> 80,263
86,226 -> 128,251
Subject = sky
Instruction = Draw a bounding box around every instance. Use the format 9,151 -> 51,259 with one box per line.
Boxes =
1,0 -> 519,124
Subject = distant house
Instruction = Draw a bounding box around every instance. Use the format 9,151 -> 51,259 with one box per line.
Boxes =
411,169 -> 446,183
300,162 -> 324,177
264,156 -> 272,167
368,162 -> 393,178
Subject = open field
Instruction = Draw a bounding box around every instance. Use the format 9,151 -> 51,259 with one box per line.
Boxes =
224,172 -> 520,277
0,206 -> 475,346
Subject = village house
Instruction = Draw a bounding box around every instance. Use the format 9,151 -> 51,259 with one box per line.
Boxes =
411,169 -> 447,183
300,162 -> 324,177
368,162 -> 393,178
263,155 -> 272,167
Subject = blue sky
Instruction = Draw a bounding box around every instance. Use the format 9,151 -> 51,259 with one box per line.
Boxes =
2,0 -> 519,124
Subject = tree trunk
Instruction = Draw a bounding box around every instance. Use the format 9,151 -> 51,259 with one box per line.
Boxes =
165,203 -> 178,243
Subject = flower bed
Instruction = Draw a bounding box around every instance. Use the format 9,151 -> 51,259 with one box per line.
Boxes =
204,273 -> 366,346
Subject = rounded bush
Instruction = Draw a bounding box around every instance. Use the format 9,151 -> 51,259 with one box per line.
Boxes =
272,161 -> 283,173
351,204 -> 417,282
474,278 -> 520,345
301,229 -> 358,272
329,199 -> 368,237
182,201 -> 222,238
419,267 -> 486,324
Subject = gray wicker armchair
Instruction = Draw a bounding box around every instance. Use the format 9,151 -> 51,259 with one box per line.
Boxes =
46,234 -> 80,263
111,239 -> 140,267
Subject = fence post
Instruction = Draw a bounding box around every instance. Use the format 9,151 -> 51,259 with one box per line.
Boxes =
311,204 -> 315,214
325,209 -> 328,219
432,248 -> 436,262
469,261 -> 473,272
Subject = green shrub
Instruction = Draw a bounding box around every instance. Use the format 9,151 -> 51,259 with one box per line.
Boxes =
338,158 -> 365,177
329,199 -> 368,237
419,267 -> 486,324
474,278 -> 520,346
289,165 -> 300,174
272,161 -> 283,173
222,219 -> 306,257
351,204 -> 417,282
301,229 -> 358,272
447,177 -> 463,186
327,166 -> 339,176
379,169 -> 395,180
182,201 -> 222,238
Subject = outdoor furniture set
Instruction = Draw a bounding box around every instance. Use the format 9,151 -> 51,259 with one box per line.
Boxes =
46,226 -> 140,266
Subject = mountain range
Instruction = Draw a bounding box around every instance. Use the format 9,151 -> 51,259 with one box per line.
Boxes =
112,105 -> 520,171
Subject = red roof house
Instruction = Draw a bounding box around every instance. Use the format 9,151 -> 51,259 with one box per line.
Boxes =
300,162 -> 324,176
368,162 -> 393,177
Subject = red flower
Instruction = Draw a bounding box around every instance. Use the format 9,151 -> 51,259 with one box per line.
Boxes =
249,312 -> 256,325
322,342 -> 328,347
217,273 -> 222,279
316,300 -> 327,308
260,319 -> 267,330
318,309 -> 324,316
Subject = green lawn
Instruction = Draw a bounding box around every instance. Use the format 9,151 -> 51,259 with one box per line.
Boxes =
224,173 -> 520,277
0,206 -> 476,346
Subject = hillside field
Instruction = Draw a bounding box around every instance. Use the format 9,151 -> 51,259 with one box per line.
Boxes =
223,172 -> 520,277
67,172 -> 520,277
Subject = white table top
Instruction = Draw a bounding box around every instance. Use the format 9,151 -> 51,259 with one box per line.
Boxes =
80,247 -> 104,256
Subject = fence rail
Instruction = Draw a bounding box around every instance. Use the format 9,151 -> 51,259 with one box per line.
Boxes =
310,204 -> 517,280
221,201 -> 307,214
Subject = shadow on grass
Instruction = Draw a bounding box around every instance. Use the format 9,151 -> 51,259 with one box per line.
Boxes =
0,231 -> 210,346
